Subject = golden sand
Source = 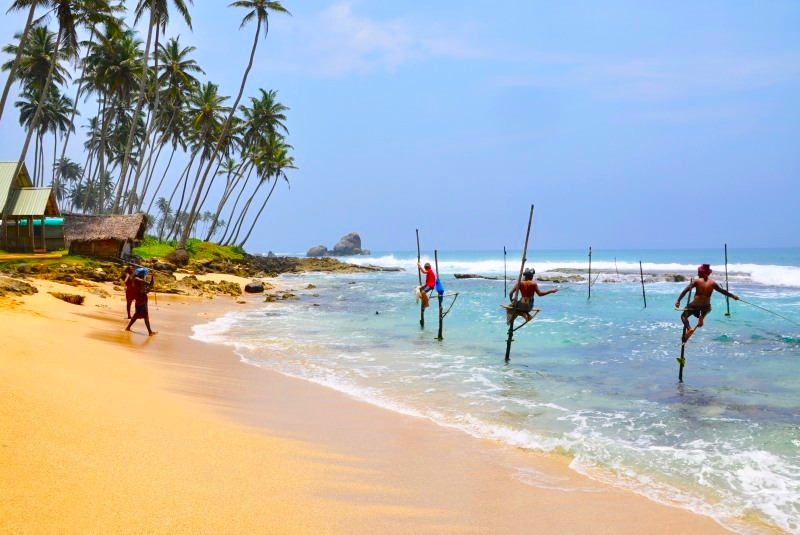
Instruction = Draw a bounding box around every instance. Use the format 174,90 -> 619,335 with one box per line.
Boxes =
0,277 -> 733,533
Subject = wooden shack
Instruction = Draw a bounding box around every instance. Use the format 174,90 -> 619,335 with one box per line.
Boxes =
1,161 -> 62,253
63,213 -> 147,258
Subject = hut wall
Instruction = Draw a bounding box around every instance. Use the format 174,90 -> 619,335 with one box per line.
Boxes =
70,239 -> 122,258
44,222 -> 65,251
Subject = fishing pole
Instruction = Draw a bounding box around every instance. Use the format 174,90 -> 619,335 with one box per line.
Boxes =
738,299 -> 800,328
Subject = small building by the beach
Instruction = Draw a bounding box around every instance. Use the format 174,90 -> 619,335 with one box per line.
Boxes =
63,213 -> 147,259
0,161 -> 62,253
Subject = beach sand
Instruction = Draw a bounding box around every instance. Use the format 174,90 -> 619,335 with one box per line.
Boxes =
0,276 -> 734,533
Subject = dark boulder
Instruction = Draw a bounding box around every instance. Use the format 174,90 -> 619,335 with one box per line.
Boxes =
454,274 -> 499,280
306,245 -> 328,257
245,281 -> 265,293
332,233 -> 364,256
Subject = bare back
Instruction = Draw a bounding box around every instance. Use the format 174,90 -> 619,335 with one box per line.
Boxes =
691,277 -> 718,305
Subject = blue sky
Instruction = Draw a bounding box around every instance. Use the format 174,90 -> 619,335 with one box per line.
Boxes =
1,1 -> 798,253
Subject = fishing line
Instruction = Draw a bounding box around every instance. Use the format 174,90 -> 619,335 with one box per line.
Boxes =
738,299 -> 800,328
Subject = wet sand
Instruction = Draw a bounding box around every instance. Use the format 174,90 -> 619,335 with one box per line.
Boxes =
0,276 -> 735,533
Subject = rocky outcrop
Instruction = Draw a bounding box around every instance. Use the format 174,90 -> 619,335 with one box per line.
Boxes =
0,276 -> 38,297
454,274 -> 499,280
306,245 -> 328,257
307,233 -> 371,257
332,233 -> 364,256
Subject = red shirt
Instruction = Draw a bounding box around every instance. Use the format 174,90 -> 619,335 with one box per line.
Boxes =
425,268 -> 436,287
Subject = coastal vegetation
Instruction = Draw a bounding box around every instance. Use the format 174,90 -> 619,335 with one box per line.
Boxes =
0,0 -> 294,252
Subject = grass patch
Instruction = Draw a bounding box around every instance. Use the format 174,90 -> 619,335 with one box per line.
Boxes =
133,237 -> 245,262
0,254 -> 99,271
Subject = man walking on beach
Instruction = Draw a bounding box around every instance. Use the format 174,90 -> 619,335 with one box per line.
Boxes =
125,268 -> 157,336
417,262 -> 436,309
675,264 -> 738,342
123,266 -> 136,319
507,268 -> 558,325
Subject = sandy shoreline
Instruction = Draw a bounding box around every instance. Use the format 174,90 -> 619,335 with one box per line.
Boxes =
1,275 -> 741,533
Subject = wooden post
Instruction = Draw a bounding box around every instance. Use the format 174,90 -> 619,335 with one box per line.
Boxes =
588,246 -> 592,300
639,260 -> 647,308
435,250 -> 443,340
505,204 -> 535,362
416,229 -> 425,328
678,279 -> 693,383
615,257 -> 619,277
503,246 -> 507,297
724,243 -> 731,317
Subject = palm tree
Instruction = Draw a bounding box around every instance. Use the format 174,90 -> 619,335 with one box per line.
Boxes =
237,133 -> 294,246
11,0 -> 114,199
0,0 -> 40,122
56,1 -> 124,185
2,26 -> 70,95
117,0 -> 193,214
52,157 -> 83,205
177,0 -> 289,254
135,36 -> 203,212
82,21 -> 142,213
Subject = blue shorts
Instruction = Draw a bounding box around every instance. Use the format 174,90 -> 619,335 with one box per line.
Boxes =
134,302 -> 149,318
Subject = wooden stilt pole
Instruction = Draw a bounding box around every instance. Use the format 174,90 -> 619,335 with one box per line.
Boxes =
435,250 -> 443,340
505,204 -> 535,362
615,257 -> 619,277
503,246 -> 507,297
639,260 -> 647,308
724,243 -> 731,317
678,279 -> 693,383
416,229 -> 425,328
588,246 -> 592,300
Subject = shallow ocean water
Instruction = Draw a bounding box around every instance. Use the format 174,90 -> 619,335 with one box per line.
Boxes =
194,249 -> 800,533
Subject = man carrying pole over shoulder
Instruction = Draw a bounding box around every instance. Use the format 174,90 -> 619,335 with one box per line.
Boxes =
417,262 -> 436,309
507,268 -> 557,325
676,263 -> 738,342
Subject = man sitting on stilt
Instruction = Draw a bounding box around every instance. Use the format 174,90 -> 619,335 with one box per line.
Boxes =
507,268 -> 557,325
676,263 -> 739,342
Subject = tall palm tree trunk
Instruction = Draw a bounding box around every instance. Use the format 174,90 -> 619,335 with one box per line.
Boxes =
161,150 -> 196,239
56,29 -> 94,168
178,17 -> 262,250
226,179 -> 264,245
115,8 -> 156,213
217,163 -> 253,244
144,143 -> 175,213
0,2 -> 37,123
239,175 -> 280,247
205,159 -> 250,241
11,24 -> 63,190
127,27 -> 161,213
138,135 -> 167,211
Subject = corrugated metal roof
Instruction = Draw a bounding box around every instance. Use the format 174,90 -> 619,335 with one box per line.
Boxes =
5,188 -> 57,216
0,161 -> 33,213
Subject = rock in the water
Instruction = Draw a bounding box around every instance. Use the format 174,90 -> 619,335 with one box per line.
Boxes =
267,251 -> 276,257
306,245 -> 328,257
245,281 -> 265,293
454,274 -> 499,280
332,233 -> 363,256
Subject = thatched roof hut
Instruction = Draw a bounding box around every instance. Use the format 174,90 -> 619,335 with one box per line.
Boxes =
63,213 -> 147,258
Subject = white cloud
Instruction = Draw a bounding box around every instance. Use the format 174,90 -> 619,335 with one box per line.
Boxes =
269,2 -> 485,76
492,52 -> 800,102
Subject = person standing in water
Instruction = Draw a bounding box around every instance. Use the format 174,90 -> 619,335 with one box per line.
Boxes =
125,268 -> 157,336
676,263 -> 738,342
417,262 -> 436,309
507,268 -> 558,325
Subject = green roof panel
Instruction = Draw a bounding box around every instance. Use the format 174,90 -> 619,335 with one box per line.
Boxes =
0,161 -> 33,213
5,188 -> 53,216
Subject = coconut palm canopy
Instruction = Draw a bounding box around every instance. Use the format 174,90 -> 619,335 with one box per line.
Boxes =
63,212 -> 147,242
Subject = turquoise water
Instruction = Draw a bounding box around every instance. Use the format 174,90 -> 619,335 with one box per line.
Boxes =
195,249 -> 800,533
